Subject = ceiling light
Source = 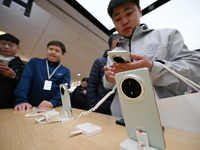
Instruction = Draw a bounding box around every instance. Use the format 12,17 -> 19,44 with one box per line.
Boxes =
0,31 -> 6,35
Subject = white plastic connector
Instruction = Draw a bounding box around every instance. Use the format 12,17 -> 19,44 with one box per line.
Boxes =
120,138 -> 160,150
35,116 -> 45,123
58,117 -> 74,123
69,130 -> 82,136
75,123 -> 102,137
25,109 -> 60,118
136,130 -> 149,147
120,130 -> 162,150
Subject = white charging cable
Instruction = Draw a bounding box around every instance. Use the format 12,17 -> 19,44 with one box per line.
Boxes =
158,63 -> 200,92
35,114 -> 61,124
35,111 -> 74,124
68,85 -> 117,135
25,108 -> 59,117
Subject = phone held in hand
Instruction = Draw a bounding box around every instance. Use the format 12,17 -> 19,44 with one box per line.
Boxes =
107,50 -> 131,63
0,59 -> 9,66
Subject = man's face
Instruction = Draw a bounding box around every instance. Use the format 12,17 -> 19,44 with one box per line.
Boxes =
112,2 -> 142,38
81,81 -> 87,88
46,45 -> 64,62
111,39 -> 118,50
0,40 -> 19,57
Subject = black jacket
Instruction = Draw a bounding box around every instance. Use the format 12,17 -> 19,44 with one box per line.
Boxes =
71,85 -> 87,110
0,56 -> 25,108
87,50 -> 115,115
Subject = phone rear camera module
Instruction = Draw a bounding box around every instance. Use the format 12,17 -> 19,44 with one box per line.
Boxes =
121,78 -> 142,99
113,55 -> 125,63
60,86 -> 65,95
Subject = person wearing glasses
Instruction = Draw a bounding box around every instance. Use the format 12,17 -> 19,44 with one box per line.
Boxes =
0,33 -> 25,109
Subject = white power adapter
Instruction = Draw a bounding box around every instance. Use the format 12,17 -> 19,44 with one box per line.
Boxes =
75,123 -> 102,137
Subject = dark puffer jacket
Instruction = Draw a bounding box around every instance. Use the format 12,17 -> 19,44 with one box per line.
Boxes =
0,56 -> 25,108
87,50 -> 115,115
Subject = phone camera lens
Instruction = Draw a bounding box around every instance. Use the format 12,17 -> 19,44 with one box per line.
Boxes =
113,56 -> 124,63
121,78 -> 142,98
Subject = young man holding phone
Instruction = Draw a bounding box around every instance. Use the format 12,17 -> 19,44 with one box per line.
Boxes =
103,0 -> 200,117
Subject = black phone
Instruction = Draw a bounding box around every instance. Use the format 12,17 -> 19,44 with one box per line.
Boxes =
116,118 -> 125,126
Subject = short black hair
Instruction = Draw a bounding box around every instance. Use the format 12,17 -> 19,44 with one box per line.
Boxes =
0,33 -> 20,45
82,77 -> 88,83
108,34 -> 121,50
47,40 -> 66,54
107,0 -> 140,18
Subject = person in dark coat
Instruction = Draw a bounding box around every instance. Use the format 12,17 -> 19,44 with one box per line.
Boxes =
0,33 -> 25,108
71,77 -> 88,110
87,34 -> 121,115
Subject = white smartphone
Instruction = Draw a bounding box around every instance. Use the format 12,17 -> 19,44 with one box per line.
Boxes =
59,83 -> 73,118
107,50 -> 131,63
0,59 -> 9,66
115,68 -> 166,150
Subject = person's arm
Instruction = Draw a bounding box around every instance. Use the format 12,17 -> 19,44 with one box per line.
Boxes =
14,59 -> 35,110
111,29 -> 200,96
9,57 -> 25,81
102,56 -> 116,89
38,100 -> 53,108
48,67 -> 71,107
14,103 -> 32,111
150,29 -> 200,95
0,63 -> 17,79
0,57 -> 24,81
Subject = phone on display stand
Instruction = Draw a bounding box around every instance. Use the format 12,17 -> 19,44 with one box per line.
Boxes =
115,68 -> 166,150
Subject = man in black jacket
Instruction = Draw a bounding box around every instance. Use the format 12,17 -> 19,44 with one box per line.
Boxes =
87,34 -> 121,115
0,33 -> 25,108
71,78 -> 88,110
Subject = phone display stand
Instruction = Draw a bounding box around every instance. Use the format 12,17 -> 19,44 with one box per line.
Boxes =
120,138 -> 159,150
56,110 -> 74,123
59,83 -> 74,123
34,83 -> 74,124
115,68 -> 166,150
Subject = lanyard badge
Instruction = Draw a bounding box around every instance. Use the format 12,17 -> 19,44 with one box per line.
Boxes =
43,59 -> 61,91
43,80 -> 52,90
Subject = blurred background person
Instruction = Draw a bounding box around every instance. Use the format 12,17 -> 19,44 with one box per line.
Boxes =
71,77 -> 88,110
87,34 -> 121,115
0,33 -> 25,109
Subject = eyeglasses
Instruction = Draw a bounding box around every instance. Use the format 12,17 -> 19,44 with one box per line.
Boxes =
0,41 -> 17,47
